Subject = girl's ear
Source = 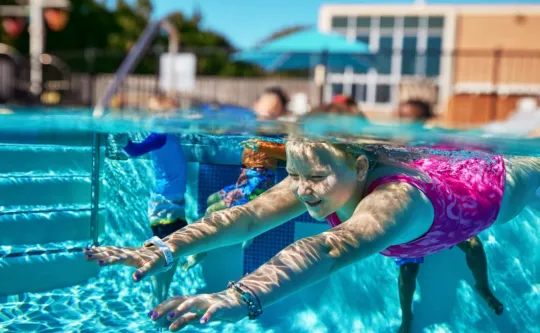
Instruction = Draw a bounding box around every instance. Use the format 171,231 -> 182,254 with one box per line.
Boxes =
355,155 -> 369,182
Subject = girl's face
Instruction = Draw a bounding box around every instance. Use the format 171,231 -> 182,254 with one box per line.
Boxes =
286,143 -> 365,221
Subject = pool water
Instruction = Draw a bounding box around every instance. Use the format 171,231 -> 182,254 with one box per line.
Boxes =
0,107 -> 539,333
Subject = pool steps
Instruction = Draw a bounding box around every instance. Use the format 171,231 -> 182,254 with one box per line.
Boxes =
0,138 -> 103,296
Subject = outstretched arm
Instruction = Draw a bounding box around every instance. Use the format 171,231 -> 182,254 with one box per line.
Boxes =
162,176 -> 306,258
85,177 -> 306,281
238,182 -> 433,308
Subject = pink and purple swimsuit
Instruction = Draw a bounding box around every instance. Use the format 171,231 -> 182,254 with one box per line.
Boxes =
326,153 -> 506,259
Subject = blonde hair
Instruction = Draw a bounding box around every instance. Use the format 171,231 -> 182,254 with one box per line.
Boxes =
285,138 -> 432,182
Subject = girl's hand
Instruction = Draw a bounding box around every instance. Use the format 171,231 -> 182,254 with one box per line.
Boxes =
83,246 -> 167,282
149,290 -> 248,331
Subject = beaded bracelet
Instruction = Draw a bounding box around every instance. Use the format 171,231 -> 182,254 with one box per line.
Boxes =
227,281 -> 263,320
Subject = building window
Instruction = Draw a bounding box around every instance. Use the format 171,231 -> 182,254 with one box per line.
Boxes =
377,36 -> 393,75
380,16 -> 395,28
327,14 -> 445,107
401,36 -> 418,75
331,83 -> 344,96
352,84 -> 368,102
356,16 -> 371,28
404,16 -> 419,28
375,84 -> 391,103
428,16 -> 444,28
356,35 -> 370,45
426,36 -> 442,77
332,16 -> 348,28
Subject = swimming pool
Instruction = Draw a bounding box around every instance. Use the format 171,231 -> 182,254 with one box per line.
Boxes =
0,107 -> 539,332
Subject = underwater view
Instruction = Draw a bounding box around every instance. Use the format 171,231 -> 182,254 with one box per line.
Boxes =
2,1 -> 540,332
0,105 -> 539,333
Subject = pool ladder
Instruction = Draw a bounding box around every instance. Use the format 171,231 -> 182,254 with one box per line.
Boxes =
89,20 -> 167,245
92,20 -> 163,118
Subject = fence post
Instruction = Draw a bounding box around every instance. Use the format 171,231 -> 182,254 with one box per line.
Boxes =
490,49 -> 502,121
85,48 -> 96,106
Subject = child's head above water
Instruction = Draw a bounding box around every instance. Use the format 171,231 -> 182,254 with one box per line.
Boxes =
397,99 -> 433,122
253,86 -> 289,120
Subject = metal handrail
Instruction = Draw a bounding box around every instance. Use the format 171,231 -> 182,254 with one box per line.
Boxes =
89,133 -> 102,246
92,19 -> 163,118
89,17 -> 180,245
88,21 -> 161,244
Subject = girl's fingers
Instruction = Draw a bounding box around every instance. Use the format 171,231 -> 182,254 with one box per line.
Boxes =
200,304 -> 221,324
150,296 -> 188,320
170,313 -> 199,332
173,298 -> 197,318
132,260 -> 158,282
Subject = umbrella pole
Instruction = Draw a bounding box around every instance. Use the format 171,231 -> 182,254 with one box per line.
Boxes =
319,50 -> 329,104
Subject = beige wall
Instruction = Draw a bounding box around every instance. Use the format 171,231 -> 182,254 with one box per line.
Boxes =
454,14 -> 540,85
444,93 -> 525,127
456,15 -> 540,50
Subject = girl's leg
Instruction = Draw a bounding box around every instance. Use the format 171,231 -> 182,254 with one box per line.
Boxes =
182,252 -> 208,271
457,237 -> 503,315
150,261 -> 179,305
398,262 -> 420,333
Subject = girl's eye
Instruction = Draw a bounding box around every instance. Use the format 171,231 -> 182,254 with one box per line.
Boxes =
289,174 -> 299,179
310,175 -> 325,180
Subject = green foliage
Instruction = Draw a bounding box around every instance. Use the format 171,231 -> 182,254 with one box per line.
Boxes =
0,0 -> 262,76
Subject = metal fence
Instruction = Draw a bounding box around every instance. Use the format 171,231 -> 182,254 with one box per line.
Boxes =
0,47 -> 317,109
1,47 -> 539,123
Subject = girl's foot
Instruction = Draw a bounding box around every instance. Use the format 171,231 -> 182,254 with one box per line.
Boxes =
397,313 -> 413,333
475,285 -> 504,315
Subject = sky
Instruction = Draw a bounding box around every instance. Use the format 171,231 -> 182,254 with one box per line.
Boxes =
123,0 -> 540,49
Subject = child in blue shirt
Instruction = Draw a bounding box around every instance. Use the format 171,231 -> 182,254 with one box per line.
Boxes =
118,132 -> 188,305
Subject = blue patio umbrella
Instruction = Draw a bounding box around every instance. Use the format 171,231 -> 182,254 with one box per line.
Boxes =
232,28 -> 372,72
232,28 -> 372,103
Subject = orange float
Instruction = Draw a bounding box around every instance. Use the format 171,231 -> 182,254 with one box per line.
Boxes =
44,8 -> 69,32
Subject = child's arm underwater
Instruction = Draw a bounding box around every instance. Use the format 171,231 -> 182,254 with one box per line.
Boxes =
123,133 -> 168,157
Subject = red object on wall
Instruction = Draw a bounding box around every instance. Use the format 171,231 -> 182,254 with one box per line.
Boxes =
44,9 -> 69,32
2,17 -> 26,38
